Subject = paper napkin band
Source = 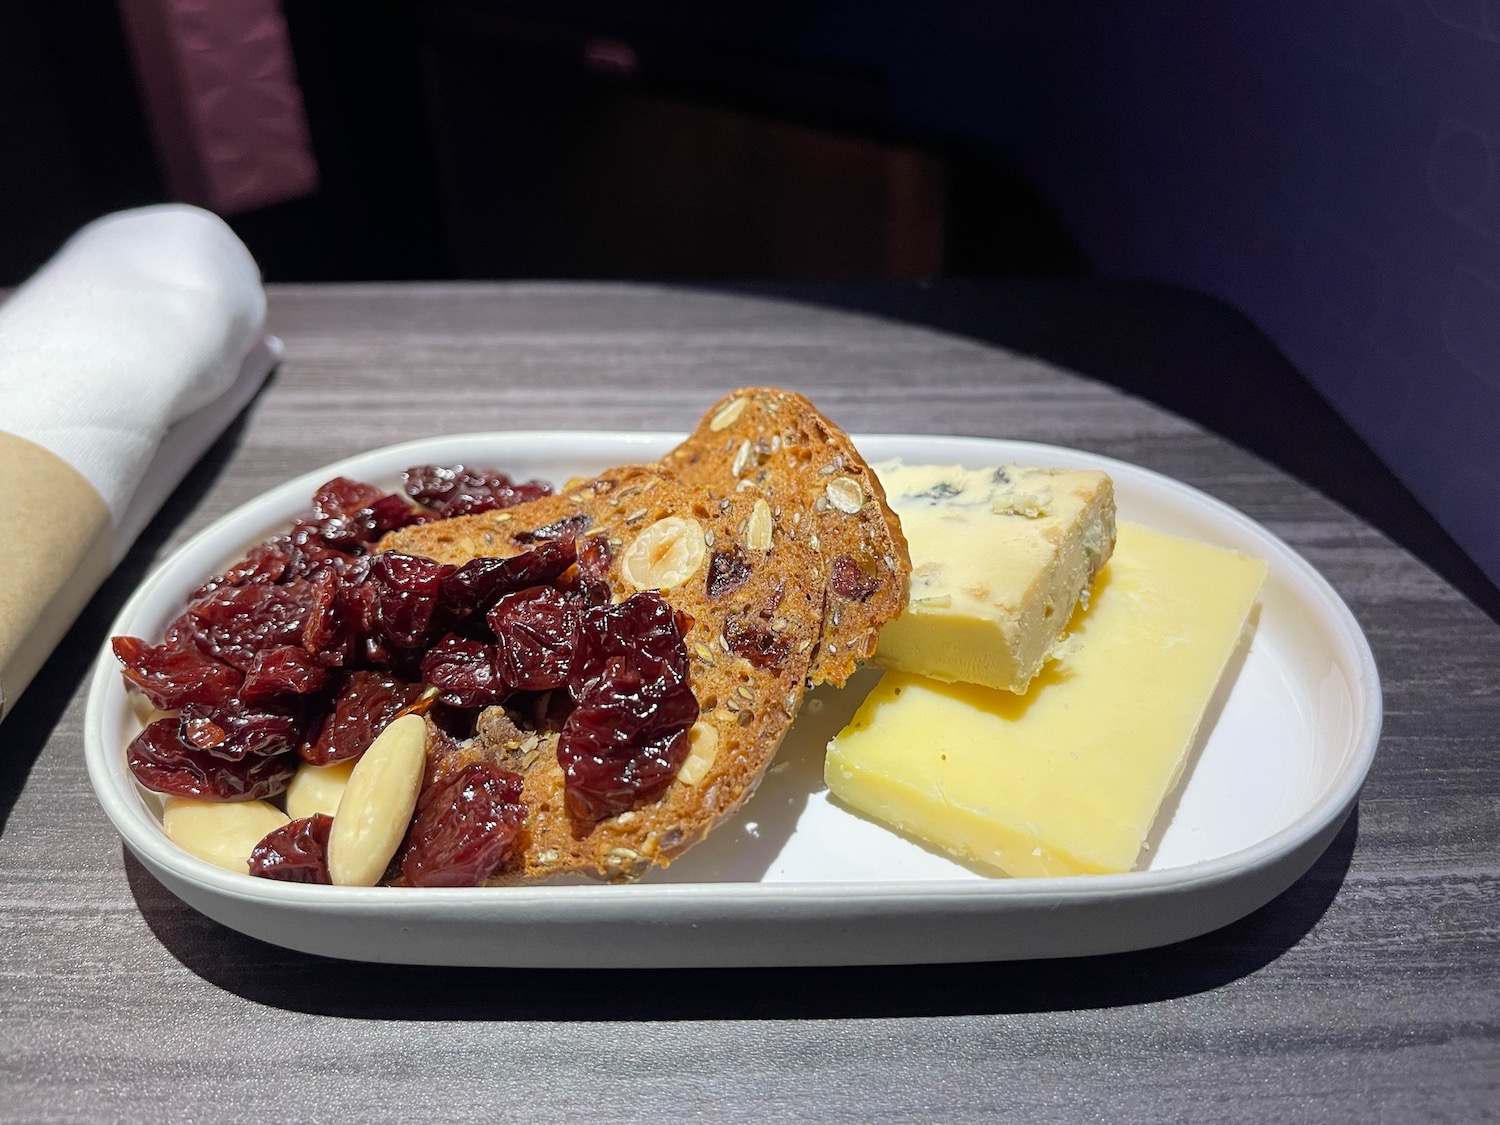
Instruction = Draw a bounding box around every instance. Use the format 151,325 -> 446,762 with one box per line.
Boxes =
0,431 -> 113,721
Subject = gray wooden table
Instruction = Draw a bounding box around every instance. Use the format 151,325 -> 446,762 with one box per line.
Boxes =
2,283 -> 1496,1123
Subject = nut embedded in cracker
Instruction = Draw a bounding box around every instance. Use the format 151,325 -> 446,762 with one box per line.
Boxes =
660,387 -> 912,687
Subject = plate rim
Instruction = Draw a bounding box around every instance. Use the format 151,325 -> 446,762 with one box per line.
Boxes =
84,430 -> 1383,913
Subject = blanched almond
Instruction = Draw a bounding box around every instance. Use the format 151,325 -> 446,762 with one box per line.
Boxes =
285,758 -> 357,820
163,797 -> 288,875
326,714 -> 427,887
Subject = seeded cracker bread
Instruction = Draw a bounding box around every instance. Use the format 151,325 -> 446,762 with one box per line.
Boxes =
378,464 -> 827,883
661,387 -> 911,686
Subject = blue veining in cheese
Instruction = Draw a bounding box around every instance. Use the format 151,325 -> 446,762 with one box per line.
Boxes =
872,461 -> 1116,693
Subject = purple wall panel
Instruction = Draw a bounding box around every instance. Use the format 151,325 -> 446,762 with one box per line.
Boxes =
118,0 -> 317,215
804,2 -> 1500,585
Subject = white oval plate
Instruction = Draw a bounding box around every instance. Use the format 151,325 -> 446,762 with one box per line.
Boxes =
84,433 -> 1381,967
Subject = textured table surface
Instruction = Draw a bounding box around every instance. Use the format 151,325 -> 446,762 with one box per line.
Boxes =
2,283 -> 1496,1123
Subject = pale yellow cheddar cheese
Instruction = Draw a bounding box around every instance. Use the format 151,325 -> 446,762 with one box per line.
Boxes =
872,461 -> 1116,693
826,522 -> 1267,877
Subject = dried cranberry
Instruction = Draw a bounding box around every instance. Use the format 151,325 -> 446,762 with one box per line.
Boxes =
559,653 -> 698,822
512,513 -> 590,545
178,712 -> 226,752
298,569 -> 357,667
403,464 -> 552,518
249,814 -> 332,883
488,586 -> 579,691
177,699 -> 301,761
183,583 -> 317,672
442,538 -> 577,614
302,671 -> 425,764
312,476 -> 382,523
362,553 -> 457,651
193,540 -> 290,598
559,594 -> 697,820
113,635 -> 243,710
706,549 -> 751,599
329,557 -> 380,654
723,619 -> 789,672
571,592 -> 690,699
279,523 -> 361,581
127,718 -> 296,801
831,554 -> 880,601
308,477 -> 419,548
240,645 -> 328,702
421,635 -> 509,708
399,762 -> 525,887
575,535 -> 614,605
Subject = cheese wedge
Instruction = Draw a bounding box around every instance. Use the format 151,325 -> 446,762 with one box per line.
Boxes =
826,522 -> 1267,877
872,461 -> 1115,693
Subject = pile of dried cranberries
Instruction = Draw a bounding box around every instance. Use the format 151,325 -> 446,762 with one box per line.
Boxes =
113,466 -> 698,887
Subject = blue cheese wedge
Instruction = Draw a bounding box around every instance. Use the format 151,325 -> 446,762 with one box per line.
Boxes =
871,461 -> 1116,693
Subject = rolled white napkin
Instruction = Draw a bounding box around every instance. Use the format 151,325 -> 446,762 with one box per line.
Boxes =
0,204 -> 279,722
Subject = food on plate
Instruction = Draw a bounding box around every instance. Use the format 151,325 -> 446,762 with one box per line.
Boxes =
325,713 -> 428,886
284,757 -> 355,820
248,814 -> 334,883
379,463 -> 830,882
162,796 -> 289,874
871,461 -> 1115,693
825,522 -> 1267,877
111,379 -> 1268,890
663,387 -> 911,687
112,390 -> 909,885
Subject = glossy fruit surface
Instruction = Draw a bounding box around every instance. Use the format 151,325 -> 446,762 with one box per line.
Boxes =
248,814 -> 333,883
115,468 -> 700,860
399,763 -> 525,887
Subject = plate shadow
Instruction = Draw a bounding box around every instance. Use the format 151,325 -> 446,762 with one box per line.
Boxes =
125,804 -> 1359,1022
